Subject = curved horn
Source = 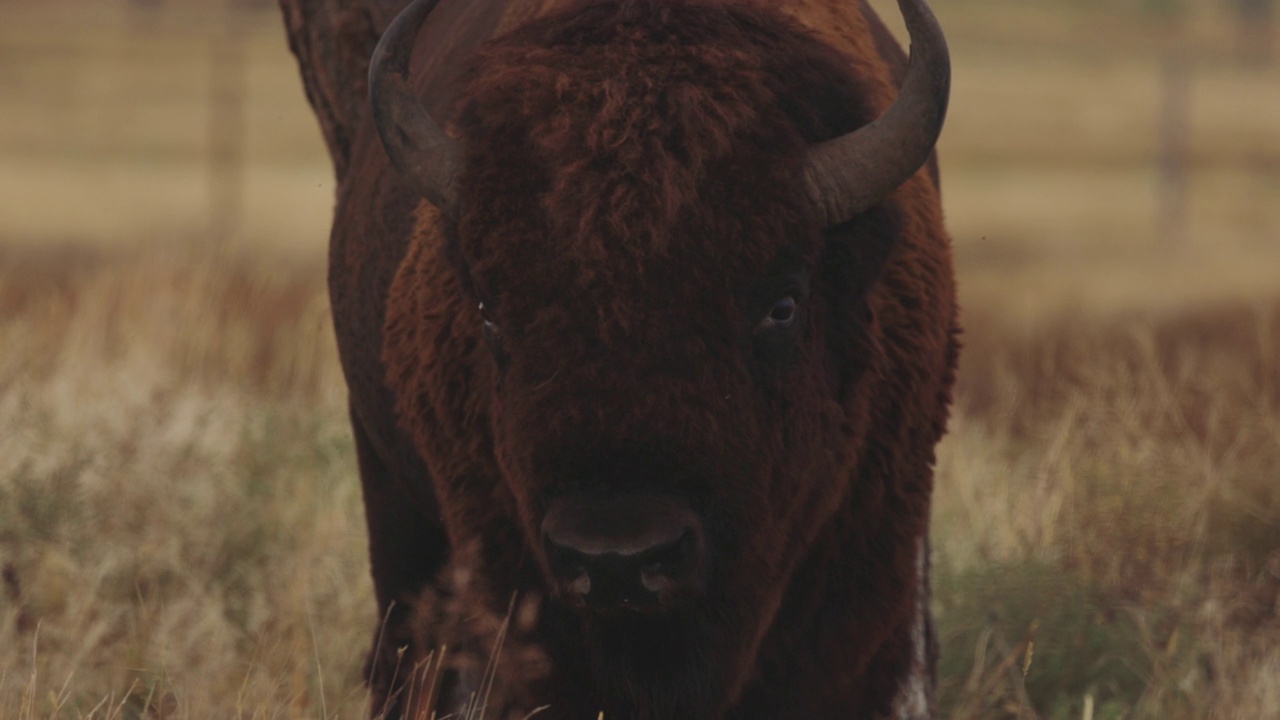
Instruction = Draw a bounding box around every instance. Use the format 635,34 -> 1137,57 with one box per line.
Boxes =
803,0 -> 951,227
369,0 -> 463,218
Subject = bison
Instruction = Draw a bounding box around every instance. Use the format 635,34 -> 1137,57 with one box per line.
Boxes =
282,0 -> 957,717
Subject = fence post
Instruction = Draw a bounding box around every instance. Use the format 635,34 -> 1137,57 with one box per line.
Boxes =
1235,0 -> 1276,65
1156,52 -> 1190,248
208,0 -> 248,247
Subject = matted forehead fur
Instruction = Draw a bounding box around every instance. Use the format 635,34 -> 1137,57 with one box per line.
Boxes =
449,0 -> 884,335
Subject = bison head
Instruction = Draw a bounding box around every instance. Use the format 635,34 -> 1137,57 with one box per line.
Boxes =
373,0 -> 950,716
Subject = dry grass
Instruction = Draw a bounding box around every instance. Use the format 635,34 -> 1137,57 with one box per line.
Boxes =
3,243 -> 1276,720
0,247 -> 369,718
936,296 -> 1280,719
1,0 -> 1278,717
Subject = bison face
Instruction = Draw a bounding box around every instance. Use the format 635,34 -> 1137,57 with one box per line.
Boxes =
465,200 -> 851,621
459,179 -> 863,714
372,0 -> 949,715
435,5 -> 897,712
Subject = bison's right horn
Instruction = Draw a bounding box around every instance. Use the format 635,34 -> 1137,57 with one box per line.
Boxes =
370,0 -> 463,219
803,0 -> 951,228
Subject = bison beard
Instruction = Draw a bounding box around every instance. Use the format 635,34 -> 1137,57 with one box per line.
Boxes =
282,0 -> 957,717
572,610 -> 738,719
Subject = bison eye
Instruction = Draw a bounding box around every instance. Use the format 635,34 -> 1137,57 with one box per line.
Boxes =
757,296 -> 797,332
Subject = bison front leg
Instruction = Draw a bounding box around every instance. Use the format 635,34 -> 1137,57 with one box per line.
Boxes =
350,408 -> 450,718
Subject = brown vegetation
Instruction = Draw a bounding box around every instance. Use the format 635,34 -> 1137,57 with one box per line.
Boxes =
2,246 -> 1276,718
938,297 -> 1280,719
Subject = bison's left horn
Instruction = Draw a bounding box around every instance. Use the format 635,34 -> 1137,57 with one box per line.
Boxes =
803,0 -> 951,227
370,0 -> 462,219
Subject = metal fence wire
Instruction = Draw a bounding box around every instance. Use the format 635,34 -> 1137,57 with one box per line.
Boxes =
0,0 -> 1276,251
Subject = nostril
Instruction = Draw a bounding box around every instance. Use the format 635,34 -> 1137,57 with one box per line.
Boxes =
568,570 -> 591,597
640,566 -> 676,595
540,493 -> 705,611
637,529 -> 697,594
546,542 -> 589,584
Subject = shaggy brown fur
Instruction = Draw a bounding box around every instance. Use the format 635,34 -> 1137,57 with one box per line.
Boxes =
287,1 -> 957,718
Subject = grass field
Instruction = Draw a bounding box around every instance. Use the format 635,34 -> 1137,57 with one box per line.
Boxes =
1,0 -> 1278,718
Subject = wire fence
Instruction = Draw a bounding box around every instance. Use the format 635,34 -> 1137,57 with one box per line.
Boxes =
0,0 -> 1276,252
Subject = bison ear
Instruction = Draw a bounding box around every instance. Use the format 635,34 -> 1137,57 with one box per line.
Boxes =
817,204 -> 900,395
820,203 -> 904,303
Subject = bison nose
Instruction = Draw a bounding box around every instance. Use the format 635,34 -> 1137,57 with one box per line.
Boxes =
541,493 -> 704,613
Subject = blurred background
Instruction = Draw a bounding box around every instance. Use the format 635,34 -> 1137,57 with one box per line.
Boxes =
1,0 -> 1277,718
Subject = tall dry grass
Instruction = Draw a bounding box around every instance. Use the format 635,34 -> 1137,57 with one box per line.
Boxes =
1,245 -> 1277,719
935,299 -> 1280,719
0,247 -> 370,718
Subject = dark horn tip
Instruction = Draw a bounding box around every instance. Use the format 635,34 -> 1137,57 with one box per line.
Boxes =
804,0 -> 952,228
369,0 -> 462,219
